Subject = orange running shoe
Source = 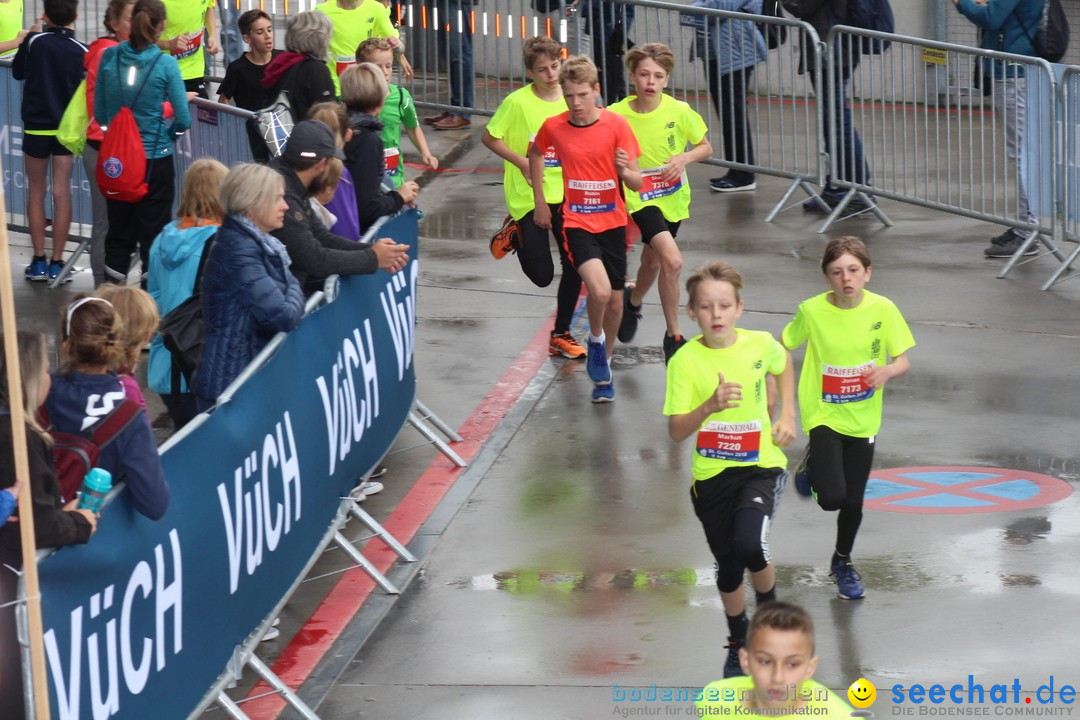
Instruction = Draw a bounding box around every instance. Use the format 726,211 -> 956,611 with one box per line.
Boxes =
490,215 -> 521,260
549,331 -> 586,359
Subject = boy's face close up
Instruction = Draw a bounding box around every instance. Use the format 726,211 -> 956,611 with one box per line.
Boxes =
561,79 -> 600,124
687,279 -> 744,348
739,627 -> 819,711
528,54 -> 562,92
364,48 -> 395,83
244,17 -> 274,55
630,57 -> 669,101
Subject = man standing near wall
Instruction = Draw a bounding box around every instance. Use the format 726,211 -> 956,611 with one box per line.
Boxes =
952,0 -> 1043,259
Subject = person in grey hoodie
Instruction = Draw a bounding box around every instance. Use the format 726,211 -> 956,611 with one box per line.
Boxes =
94,0 -> 191,286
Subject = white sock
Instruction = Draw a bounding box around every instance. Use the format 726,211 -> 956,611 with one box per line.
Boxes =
590,331 -> 606,346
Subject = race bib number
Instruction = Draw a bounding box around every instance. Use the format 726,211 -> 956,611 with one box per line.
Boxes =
696,420 -> 761,462
384,147 -> 401,175
173,30 -> 204,60
530,135 -> 561,168
567,178 -> 617,214
638,167 -> 683,201
821,363 -> 875,404
335,56 -> 356,77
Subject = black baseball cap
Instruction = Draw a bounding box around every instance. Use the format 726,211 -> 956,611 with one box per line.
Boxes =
283,120 -> 346,161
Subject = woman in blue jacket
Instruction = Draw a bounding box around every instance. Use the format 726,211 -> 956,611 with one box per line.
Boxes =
193,163 -> 305,407
94,0 -> 191,286
692,0 -> 768,193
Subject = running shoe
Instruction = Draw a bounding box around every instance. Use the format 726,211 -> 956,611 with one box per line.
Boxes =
710,176 -> 757,193
549,331 -> 586,359
618,287 -> 641,343
662,333 -> 687,365
984,229 -> 1038,259
48,260 -> 71,284
586,339 -> 611,383
592,380 -> 615,403
830,557 -> 866,600
793,447 -> 813,498
24,257 -> 48,282
723,637 -> 746,678
490,215 -> 520,260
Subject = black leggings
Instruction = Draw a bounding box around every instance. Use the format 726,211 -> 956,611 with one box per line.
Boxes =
518,205 -> 582,335
713,508 -> 772,593
808,425 -> 875,556
104,155 -> 176,284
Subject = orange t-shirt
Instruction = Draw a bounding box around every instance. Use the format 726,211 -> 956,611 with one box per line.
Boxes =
533,110 -> 641,233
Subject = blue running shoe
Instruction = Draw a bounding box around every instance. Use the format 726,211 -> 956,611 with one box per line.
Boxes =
830,558 -> 866,600
24,257 -> 48,282
794,447 -> 812,498
591,380 -> 614,403
48,260 -> 71,284
586,339 -> 611,384
723,637 -> 745,678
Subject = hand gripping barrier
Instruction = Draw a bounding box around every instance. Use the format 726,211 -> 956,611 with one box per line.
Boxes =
9,210 -> 471,720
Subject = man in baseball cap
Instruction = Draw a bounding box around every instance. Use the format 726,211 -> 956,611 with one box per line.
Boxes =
270,120 -> 408,292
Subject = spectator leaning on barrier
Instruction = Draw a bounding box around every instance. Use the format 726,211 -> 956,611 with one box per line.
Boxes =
953,0 -> 1043,259
159,0 -> 216,98
84,0 -> 136,287
261,9 -> 336,131
193,163 -> 305,407
217,9 -> 282,163
47,295 -> 171,520
148,158 -> 228,429
781,0 -> 872,214
13,0 -> 87,285
270,120 -> 411,294
308,101 -> 362,241
95,0 -> 191,287
690,0 -> 767,193
0,330 -> 97,720
341,63 -> 421,229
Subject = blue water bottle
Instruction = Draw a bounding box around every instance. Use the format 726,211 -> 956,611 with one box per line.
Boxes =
77,468 -> 112,514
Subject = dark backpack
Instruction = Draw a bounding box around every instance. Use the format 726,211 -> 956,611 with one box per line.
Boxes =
845,0 -> 895,54
1015,0 -> 1069,63
97,52 -> 162,203
46,400 -> 141,503
158,234 -> 217,394
758,0 -> 788,50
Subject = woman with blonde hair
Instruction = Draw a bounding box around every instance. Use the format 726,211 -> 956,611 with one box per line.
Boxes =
95,284 -> 160,411
147,157 -> 228,428
193,163 -> 305,407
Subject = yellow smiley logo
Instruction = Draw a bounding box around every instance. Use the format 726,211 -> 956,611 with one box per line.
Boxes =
848,678 -> 877,709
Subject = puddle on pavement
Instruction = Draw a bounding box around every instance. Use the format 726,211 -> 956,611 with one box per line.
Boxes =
420,205 -> 504,242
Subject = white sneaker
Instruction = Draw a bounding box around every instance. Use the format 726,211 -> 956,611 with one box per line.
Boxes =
360,480 -> 384,496
261,625 -> 280,642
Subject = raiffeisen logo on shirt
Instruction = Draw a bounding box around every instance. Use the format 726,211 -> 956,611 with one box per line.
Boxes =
885,675 -> 1079,716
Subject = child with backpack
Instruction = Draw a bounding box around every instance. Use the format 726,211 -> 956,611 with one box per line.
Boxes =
94,0 -> 191,286
45,295 -> 170,520
0,329 -> 98,720
12,0 -> 87,283
96,284 -> 160,411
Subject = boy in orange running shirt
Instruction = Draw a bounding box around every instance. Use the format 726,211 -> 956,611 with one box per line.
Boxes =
529,55 -> 642,404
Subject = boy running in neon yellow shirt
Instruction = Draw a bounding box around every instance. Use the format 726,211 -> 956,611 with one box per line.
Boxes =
483,36 -> 586,360
316,0 -> 402,95
696,602 -> 854,716
357,37 -> 436,189
161,0 -> 216,98
782,236 -> 913,601
609,43 -> 712,365
665,260 -> 796,678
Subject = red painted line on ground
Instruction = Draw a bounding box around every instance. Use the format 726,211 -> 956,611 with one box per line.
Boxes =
240,317 -> 556,719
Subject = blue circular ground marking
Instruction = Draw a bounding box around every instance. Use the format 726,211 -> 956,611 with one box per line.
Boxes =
863,466 -> 1072,514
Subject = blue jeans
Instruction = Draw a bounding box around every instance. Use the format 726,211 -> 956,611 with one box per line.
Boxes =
821,65 -> 869,187
219,1 -> 244,66
437,0 -> 474,118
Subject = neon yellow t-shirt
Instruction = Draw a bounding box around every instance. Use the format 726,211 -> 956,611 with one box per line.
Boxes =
664,329 -> 788,481
607,93 -> 707,222
316,0 -> 399,95
163,0 -> 213,81
697,676 -> 855,716
485,83 -> 567,221
782,290 -> 915,438
0,0 -> 23,58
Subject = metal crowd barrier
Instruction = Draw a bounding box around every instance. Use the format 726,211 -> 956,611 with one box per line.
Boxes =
824,25 -> 1068,277
1044,67 -> 1080,290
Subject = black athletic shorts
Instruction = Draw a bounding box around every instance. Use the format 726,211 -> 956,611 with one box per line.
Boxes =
690,466 -> 786,557
562,225 -> 627,291
23,133 -> 72,159
631,205 -> 680,245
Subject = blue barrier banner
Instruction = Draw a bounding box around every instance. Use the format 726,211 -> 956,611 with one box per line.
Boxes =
35,211 -> 419,719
